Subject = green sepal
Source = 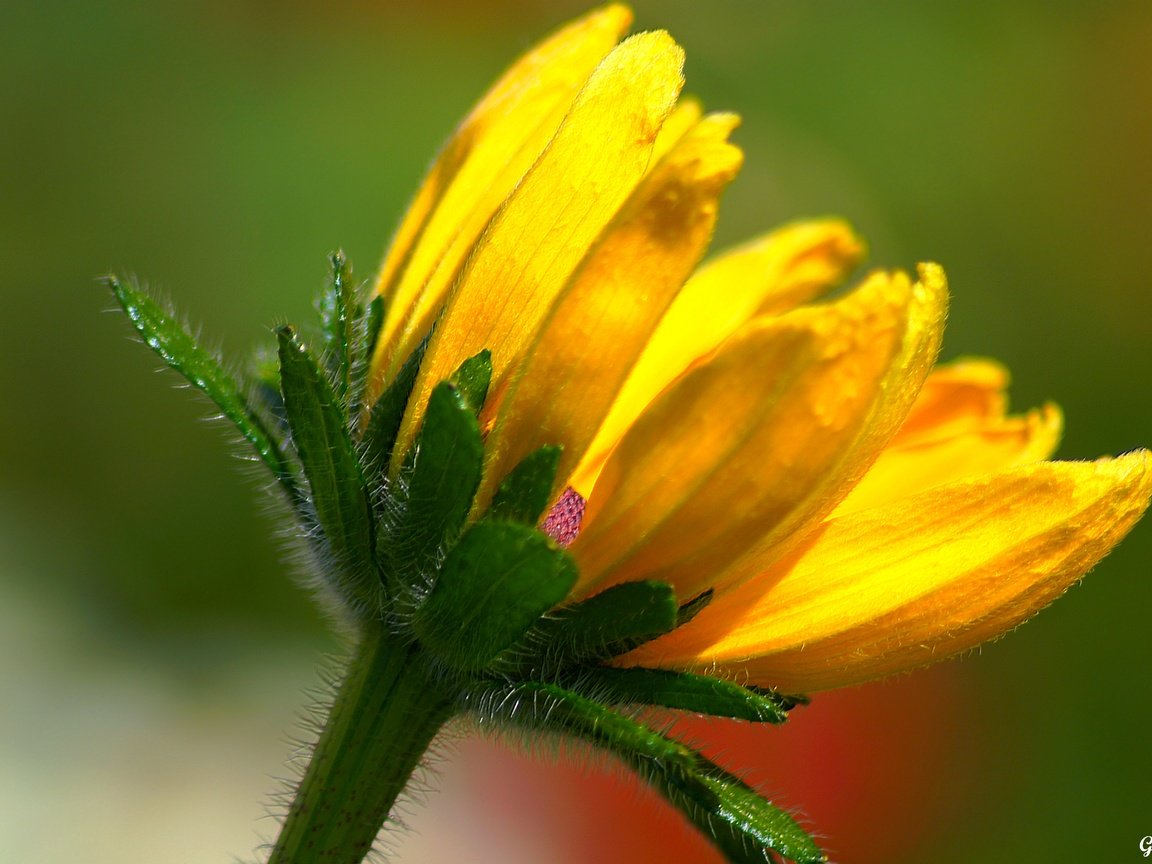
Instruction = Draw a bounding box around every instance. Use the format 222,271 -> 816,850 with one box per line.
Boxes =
277,326 -> 377,608
686,766 -> 826,864
362,330 -> 430,471
487,445 -> 563,525
600,715 -> 824,863
362,295 -> 385,365
413,520 -> 577,671
318,250 -> 356,405
678,588 -> 714,627
528,580 -> 678,665
467,678 -> 824,863
573,667 -> 794,723
448,349 -> 492,415
104,275 -> 299,498
348,294 -> 386,420
464,680 -> 701,775
380,382 -> 483,589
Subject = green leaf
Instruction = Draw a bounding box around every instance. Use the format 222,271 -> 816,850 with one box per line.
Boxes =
362,295 -> 385,364
449,349 -> 492,415
687,766 -> 826,864
463,680 -> 700,775
362,330 -> 430,471
348,294 -> 387,420
105,275 -> 298,498
589,711 -> 823,863
319,250 -> 356,405
413,520 -> 577,670
529,580 -> 678,665
467,679 -> 823,863
381,382 -> 484,588
487,445 -> 562,525
678,588 -> 714,627
574,667 -> 794,723
277,326 -> 377,608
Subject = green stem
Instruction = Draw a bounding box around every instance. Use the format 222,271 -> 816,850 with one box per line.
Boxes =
268,626 -> 454,864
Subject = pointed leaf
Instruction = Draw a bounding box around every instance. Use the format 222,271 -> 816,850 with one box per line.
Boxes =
362,295 -> 386,363
609,724 -> 825,864
488,445 -> 563,525
529,580 -> 677,665
319,250 -> 356,404
363,330 -> 430,470
689,767 -> 827,864
462,680 -> 700,776
466,679 -> 823,863
349,294 -> 386,419
449,349 -> 492,415
574,667 -> 794,723
382,381 -> 484,588
277,327 -> 377,606
677,588 -> 713,627
414,520 -> 577,670
105,275 -> 298,497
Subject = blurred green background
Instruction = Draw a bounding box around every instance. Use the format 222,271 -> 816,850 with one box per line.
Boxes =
2,1 -> 1149,861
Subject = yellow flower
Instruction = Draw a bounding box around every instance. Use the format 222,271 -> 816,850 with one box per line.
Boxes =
367,5 -> 1151,693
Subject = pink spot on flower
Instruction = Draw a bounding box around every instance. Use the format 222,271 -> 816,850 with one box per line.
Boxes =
542,487 -> 585,548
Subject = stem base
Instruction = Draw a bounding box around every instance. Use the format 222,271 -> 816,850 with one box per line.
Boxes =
268,628 -> 452,864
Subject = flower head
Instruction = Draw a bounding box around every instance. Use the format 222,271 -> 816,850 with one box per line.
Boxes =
108,6 -> 1152,861
366,4 -> 1150,693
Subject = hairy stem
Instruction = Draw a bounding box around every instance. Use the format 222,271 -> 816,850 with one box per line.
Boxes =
268,626 -> 453,864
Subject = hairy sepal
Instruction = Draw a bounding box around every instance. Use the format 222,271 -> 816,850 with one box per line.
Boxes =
317,252 -> 388,422
522,580 -> 679,669
277,326 -> 378,611
448,349 -> 493,416
318,250 -> 357,406
487,444 -> 564,525
363,329 -> 431,474
413,520 -> 578,671
572,666 -> 796,723
376,380 -> 484,601
463,678 -> 824,864
105,275 -> 299,498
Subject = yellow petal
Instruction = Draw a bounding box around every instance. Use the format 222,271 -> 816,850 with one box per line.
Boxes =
702,219 -> 867,318
830,357 -> 1061,515
570,265 -> 947,599
391,30 -> 686,470
628,451 -> 1152,692
891,357 -> 1011,446
367,5 -> 633,390
834,403 -> 1064,516
478,113 -> 744,512
649,97 -> 703,163
569,219 -> 865,496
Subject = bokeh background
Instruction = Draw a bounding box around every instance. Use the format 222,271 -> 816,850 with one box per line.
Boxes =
3,1 -> 1149,862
